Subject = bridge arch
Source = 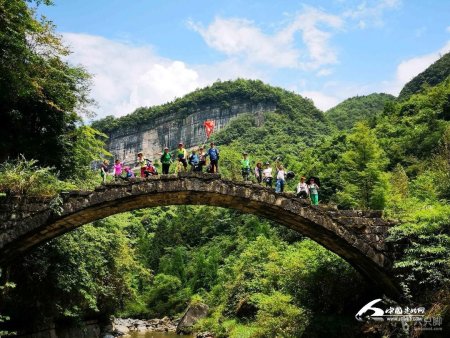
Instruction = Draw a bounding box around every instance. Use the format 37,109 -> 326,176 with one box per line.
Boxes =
0,173 -> 400,298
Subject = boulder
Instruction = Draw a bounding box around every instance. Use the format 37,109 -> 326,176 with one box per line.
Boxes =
176,302 -> 209,334
136,325 -> 147,332
113,324 -> 130,335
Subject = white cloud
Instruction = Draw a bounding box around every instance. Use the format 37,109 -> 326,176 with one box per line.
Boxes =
64,33 -> 204,118
383,40 -> 450,95
188,18 -> 300,68
63,33 -> 269,119
316,68 -> 334,77
189,7 -> 342,70
343,0 -> 401,28
299,91 -> 341,111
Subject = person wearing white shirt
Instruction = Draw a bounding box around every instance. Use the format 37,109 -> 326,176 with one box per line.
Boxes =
262,162 -> 273,187
296,177 -> 309,199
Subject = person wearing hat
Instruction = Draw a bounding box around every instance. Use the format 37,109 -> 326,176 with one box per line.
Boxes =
240,152 -> 251,181
262,162 -> 273,187
160,147 -> 172,174
176,142 -> 188,172
207,142 -> 220,173
137,152 -> 147,178
296,176 -> 309,199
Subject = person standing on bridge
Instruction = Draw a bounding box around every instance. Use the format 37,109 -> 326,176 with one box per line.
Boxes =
207,142 -> 219,173
241,152 -> 251,181
114,159 -> 124,181
160,147 -> 172,174
176,142 -> 188,172
254,162 -> 263,184
100,160 -> 109,184
262,162 -> 273,187
275,164 -> 286,193
198,146 -> 207,172
137,152 -> 147,178
308,178 -> 320,205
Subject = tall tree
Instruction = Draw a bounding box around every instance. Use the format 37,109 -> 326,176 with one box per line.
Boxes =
0,0 -> 92,177
336,122 -> 389,209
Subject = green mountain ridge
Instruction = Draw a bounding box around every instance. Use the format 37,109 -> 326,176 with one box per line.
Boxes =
398,51 -> 450,100
325,93 -> 395,130
92,79 -> 327,136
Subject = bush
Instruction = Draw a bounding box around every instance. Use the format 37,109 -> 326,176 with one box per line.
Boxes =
250,292 -> 309,337
0,157 -> 75,197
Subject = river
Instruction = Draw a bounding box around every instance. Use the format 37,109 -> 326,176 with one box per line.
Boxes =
129,332 -> 194,338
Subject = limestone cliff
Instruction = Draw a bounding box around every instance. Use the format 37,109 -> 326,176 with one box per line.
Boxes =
106,101 -> 276,163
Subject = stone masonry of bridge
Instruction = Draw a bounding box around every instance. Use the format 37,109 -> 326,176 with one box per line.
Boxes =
0,173 -> 400,298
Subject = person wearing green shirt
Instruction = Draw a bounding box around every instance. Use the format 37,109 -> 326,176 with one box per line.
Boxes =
160,147 -> 172,174
241,152 -> 251,181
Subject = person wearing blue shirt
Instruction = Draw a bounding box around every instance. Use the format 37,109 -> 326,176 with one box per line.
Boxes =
207,142 -> 220,173
188,149 -> 200,172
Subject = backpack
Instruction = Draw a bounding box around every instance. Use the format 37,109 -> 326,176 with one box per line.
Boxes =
286,171 -> 295,180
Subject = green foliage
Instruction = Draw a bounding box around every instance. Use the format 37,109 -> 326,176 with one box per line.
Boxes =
69,126 -> 111,180
250,292 -> 309,338
376,78 -> 450,170
326,93 -> 395,130
388,203 -> 450,299
398,52 -> 450,100
143,274 -> 190,317
0,156 -> 75,196
335,123 -> 389,209
1,223 -> 149,326
0,0 -> 93,177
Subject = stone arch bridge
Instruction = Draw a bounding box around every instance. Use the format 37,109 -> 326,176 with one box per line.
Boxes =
0,173 -> 400,297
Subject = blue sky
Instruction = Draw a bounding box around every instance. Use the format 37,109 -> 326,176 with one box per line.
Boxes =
37,0 -> 450,119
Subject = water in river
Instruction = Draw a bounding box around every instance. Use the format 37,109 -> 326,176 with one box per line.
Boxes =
129,332 -> 194,338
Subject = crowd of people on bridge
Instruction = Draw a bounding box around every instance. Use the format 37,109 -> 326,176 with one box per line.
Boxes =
100,142 -> 320,205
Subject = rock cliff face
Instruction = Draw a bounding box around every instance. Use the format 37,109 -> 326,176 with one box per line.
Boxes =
106,101 -> 277,163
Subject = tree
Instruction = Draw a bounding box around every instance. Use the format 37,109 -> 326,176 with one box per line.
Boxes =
336,122 -> 389,209
0,0 -> 92,177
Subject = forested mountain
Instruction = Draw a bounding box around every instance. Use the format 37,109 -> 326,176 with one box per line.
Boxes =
398,51 -> 450,100
325,93 -> 395,130
91,79 -> 331,163
92,79 -> 327,135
